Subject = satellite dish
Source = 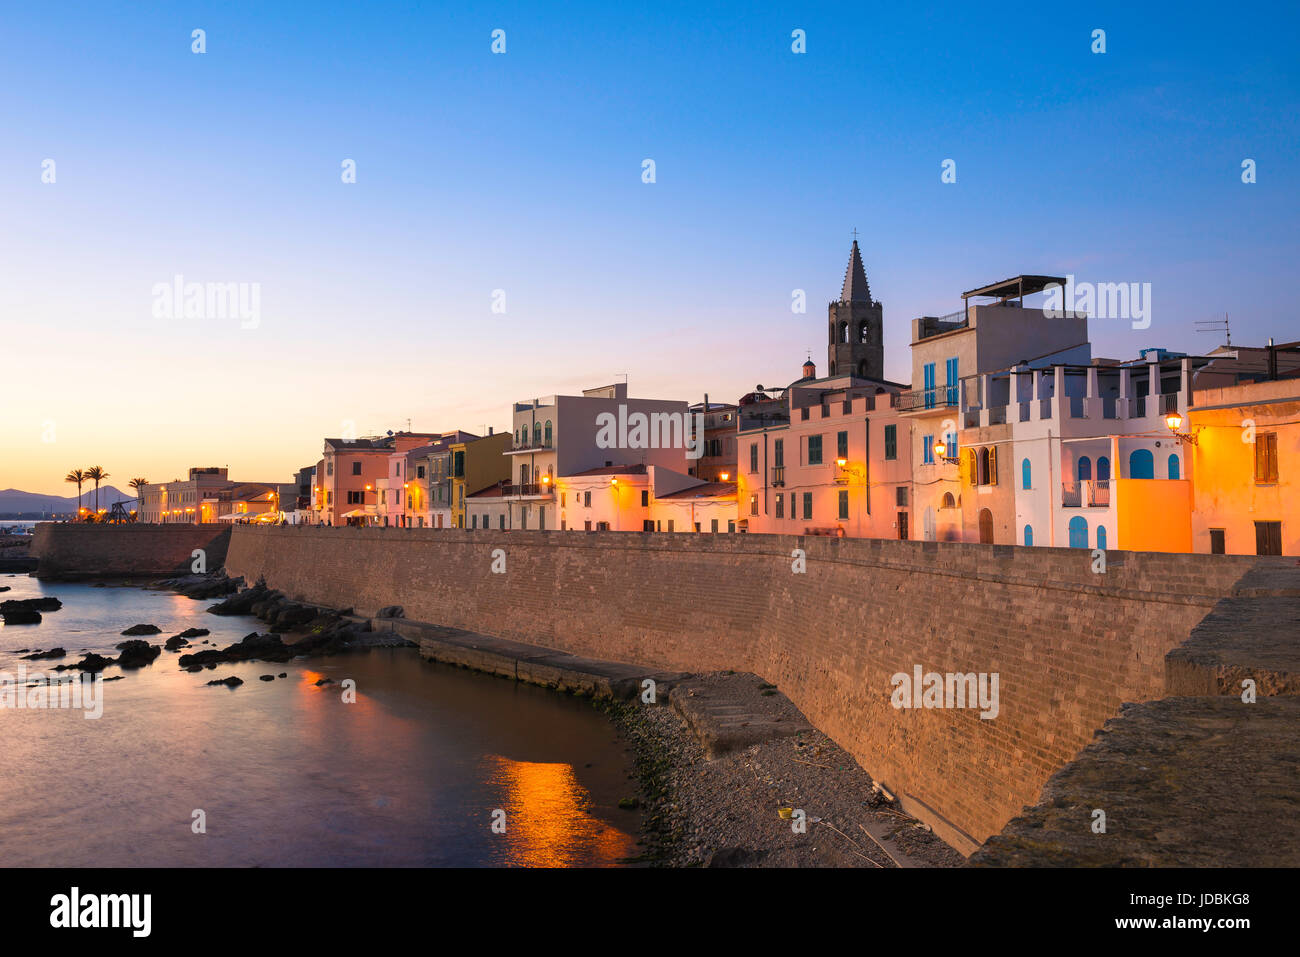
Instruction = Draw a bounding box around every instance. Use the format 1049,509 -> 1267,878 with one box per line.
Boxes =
756,384 -> 765,392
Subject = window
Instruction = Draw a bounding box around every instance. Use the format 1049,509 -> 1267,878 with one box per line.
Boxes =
711,519 -> 719,533
838,489 -> 848,519
1255,433 -> 1278,483
471,515 -> 478,529
327,461 -> 334,476
643,520 -> 655,532
837,431 -> 848,459
773,438 -> 784,467
941,492 -> 955,509
1022,458 -> 1032,490
923,362 -> 936,408
884,425 -> 897,460
808,435 -> 823,465
561,492 -> 566,508
802,492 -> 813,520
499,515 -> 506,530
641,490 -> 649,507
1077,457 -> 1092,481
776,494 -> 784,519
800,407 -> 810,421
1209,529 -> 1225,554
922,435 -> 934,465
750,443 -> 758,473
1023,525 -> 1033,547
453,451 -> 465,477
896,487 -> 908,507
749,494 -> 758,515
584,491 -> 591,507
417,465 -> 425,479
976,447 -> 998,485
728,520 -> 735,533
1096,526 -> 1107,550
545,421 -> 553,446
352,462 -> 361,476
1168,454 -> 1180,480
1255,521 -> 1282,555
668,520 -> 675,532
945,358 -> 958,406
533,423 -> 542,445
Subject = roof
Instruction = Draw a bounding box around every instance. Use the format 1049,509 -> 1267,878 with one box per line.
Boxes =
841,240 -> 872,303
961,275 -> 1066,302
656,481 -> 738,499
467,483 -> 507,498
567,464 -> 647,477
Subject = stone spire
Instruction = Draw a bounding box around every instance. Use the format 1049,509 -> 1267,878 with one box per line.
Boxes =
841,239 -> 872,304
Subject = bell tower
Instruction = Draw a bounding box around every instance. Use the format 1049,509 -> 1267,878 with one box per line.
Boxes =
828,236 -> 884,379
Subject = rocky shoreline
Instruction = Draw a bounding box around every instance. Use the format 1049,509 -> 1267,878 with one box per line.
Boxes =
601,672 -> 964,868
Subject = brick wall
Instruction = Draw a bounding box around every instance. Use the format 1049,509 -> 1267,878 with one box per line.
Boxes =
222,525 -> 1258,852
31,523 -> 232,579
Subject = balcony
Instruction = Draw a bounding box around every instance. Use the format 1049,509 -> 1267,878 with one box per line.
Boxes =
897,387 -> 957,413
502,482 -> 554,499
1062,479 -> 1111,508
770,465 -> 785,487
505,441 -> 554,455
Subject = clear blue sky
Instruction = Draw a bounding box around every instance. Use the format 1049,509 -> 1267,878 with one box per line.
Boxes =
4,1 -> 1297,493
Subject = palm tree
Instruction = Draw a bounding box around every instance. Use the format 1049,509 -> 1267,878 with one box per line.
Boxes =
65,469 -> 86,517
85,466 -> 108,515
129,477 -> 148,512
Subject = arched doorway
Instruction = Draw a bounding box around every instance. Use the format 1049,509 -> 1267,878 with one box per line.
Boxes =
1168,454 -> 1180,480
1068,516 -> 1089,548
1129,448 -> 1154,479
978,508 -> 993,544
1077,456 -> 1092,481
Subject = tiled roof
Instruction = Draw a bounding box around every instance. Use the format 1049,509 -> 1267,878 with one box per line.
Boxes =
657,481 -> 737,499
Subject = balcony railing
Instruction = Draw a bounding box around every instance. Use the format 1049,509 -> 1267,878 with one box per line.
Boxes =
502,482 -> 553,498
896,388 -> 957,412
770,465 -> 785,487
1062,479 -> 1111,508
509,440 -> 554,453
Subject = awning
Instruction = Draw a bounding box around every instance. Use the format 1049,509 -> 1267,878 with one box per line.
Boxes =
340,508 -> 377,518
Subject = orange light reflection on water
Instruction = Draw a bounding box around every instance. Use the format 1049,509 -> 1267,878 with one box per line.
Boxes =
483,755 -> 635,867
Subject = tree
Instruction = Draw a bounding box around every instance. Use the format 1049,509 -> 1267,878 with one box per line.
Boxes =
65,469 -> 86,518
85,466 -> 108,515
129,477 -> 149,511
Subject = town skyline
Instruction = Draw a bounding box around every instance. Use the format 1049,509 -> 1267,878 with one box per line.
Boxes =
5,3 -> 1298,495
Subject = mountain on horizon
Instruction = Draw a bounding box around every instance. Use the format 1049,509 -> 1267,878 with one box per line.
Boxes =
0,486 -> 135,516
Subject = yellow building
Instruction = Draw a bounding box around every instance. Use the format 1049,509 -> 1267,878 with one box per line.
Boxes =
1188,377 -> 1298,555
449,432 -> 512,528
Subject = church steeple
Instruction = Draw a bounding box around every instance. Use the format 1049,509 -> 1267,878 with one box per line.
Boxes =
841,238 -> 872,304
827,234 -> 884,380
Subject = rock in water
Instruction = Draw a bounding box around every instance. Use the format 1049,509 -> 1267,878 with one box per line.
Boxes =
206,676 -> 244,688
120,623 -> 162,636
1,596 -> 61,613
2,609 -> 41,625
115,640 -> 162,668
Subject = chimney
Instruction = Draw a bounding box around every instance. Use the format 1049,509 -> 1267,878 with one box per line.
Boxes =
488,426 -> 494,435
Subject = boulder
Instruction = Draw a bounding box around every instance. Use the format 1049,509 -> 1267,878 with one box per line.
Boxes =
120,623 -> 162,636
1,609 -> 41,625
206,676 -> 243,688
20,647 -> 65,660
1,596 -> 61,613
115,640 -> 162,668
164,635 -> 190,651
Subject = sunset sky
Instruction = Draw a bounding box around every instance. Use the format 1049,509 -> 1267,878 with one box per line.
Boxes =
4,1 -> 1297,495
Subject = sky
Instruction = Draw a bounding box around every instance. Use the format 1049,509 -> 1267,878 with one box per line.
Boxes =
3,1 -> 1298,495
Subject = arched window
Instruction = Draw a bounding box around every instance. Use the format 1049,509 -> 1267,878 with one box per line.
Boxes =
1129,448 -> 1154,479
1096,526 -> 1107,550
1021,458 -> 1032,490
859,321 -> 870,343
978,508 -> 994,544
533,422 -> 542,445
1168,454 -> 1180,480
839,321 -> 849,343
1097,456 -> 1111,481
941,492 -> 955,509
978,448 -> 991,485
1068,516 -> 1089,548
1024,525 -> 1034,547
1077,456 -> 1092,481
544,420 -> 553,447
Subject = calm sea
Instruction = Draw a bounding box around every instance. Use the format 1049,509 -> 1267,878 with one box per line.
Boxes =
0,575 -> 639,866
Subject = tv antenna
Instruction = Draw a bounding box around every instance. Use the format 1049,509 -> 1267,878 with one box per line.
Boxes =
1195,313 -> 1230,346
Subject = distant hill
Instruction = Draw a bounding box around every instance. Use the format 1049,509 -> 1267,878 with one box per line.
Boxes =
0,486 -> 135,517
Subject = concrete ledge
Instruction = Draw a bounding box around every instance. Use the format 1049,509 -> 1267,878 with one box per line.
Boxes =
389,619 -> 686,699
970,696 -> 1300,867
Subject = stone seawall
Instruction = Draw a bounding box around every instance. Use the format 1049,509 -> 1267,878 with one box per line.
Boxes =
222,524 -> 1263,853
30,523 -> 232,579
